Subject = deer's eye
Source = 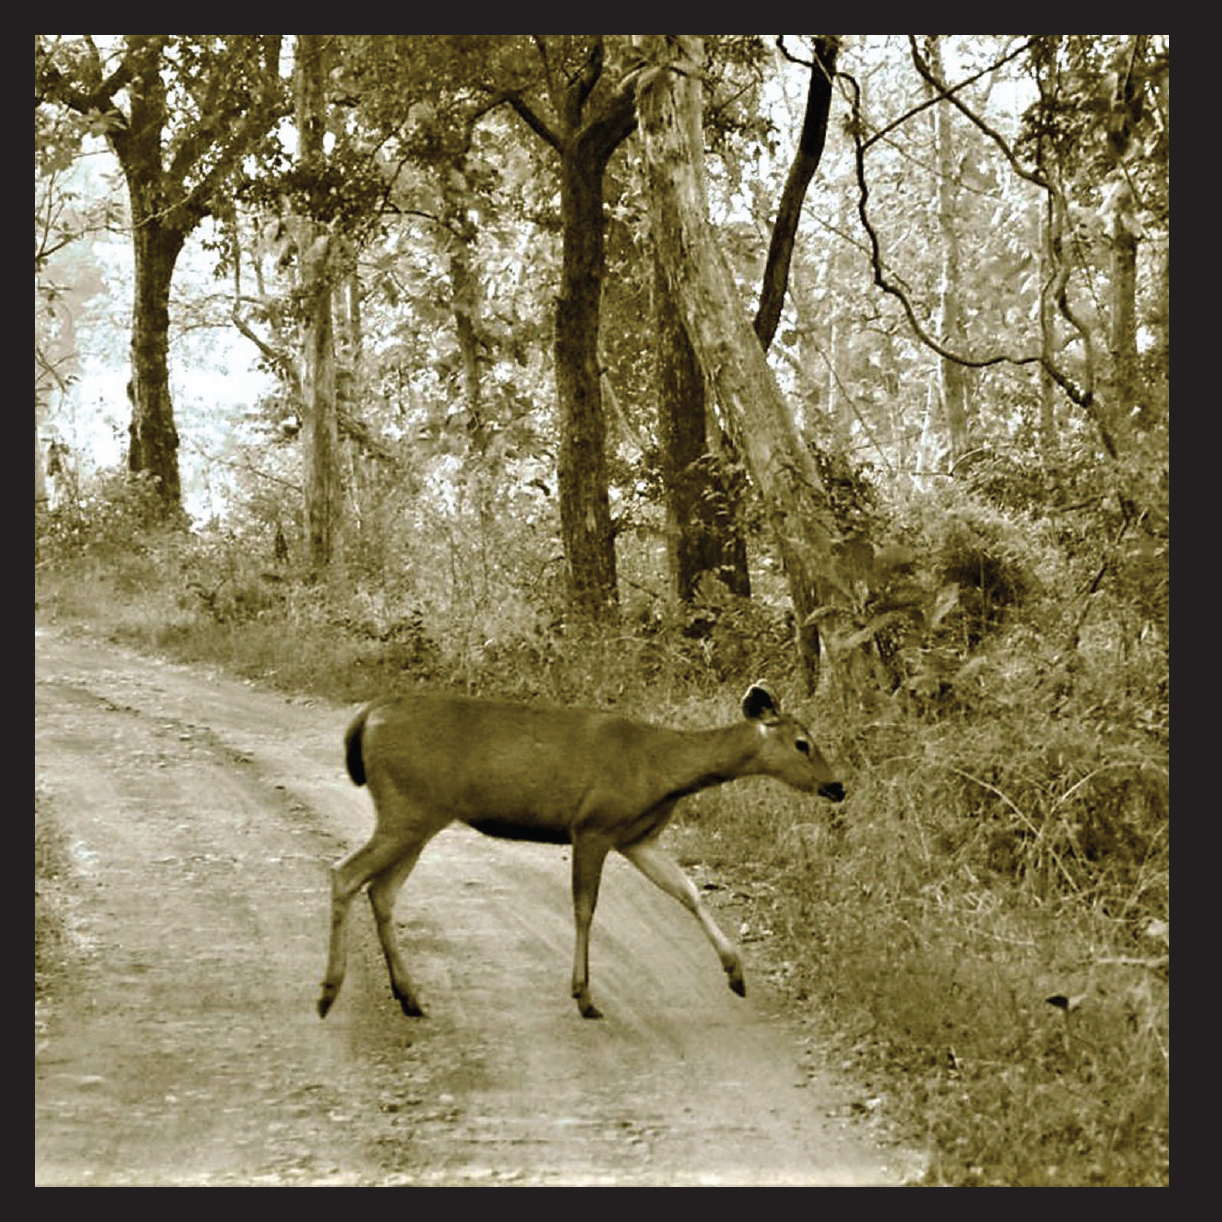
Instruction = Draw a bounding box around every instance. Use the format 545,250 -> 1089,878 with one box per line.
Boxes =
795,739 -> 811,756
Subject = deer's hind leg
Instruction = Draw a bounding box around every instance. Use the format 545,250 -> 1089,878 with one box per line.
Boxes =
366,838 -> 432,1016
319,832 -> 410,1018
569,833 -> 613,1019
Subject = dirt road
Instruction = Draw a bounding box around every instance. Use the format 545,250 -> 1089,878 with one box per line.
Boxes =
35,626 -> 917,1186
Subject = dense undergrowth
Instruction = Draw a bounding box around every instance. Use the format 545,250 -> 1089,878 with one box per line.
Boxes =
35,472 -> 1169,1186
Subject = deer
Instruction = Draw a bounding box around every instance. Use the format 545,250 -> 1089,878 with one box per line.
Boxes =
318,681 -> 845,1021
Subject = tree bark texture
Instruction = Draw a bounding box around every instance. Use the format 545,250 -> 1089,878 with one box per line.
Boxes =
638,35 -> 841,689
554,141 -> 619,620
127,212 -> 187,514
112,39 -> 186,519
296,34 -> 342,573
655,247 -> 750,602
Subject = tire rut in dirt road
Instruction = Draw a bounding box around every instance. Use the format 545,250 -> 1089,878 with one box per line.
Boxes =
35,627 -> 918,1186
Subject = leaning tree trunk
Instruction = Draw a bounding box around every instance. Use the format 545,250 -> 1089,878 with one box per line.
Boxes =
660,34 -> 838,611
753,36 -> 839,351
637,35 -> 841,690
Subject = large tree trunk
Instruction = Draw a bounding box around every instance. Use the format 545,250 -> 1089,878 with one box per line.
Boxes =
638,35 -> 840,690
296,35 -> 342,574
655,247 -> 749,602
554,129 -> 620,622
115,41 -> 187,522
506,39 -> 636,624
126,212 -> 186,517
659,37 -> 839,610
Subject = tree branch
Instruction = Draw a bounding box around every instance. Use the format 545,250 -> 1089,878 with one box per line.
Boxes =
863,37 -> 1035,154
840,64 -> 1103,422
905,37 -> 1047,190
907,37 -> 1122,459
754,35 -> 839,350
504,91 -> 562,152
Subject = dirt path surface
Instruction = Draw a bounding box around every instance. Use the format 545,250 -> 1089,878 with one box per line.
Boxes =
35,626 -> 918,1187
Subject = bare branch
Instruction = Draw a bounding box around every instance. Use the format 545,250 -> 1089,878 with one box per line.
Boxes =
843,72 -> 1028,370
861,37 -> 1035,154
905,37 -> 1047,189
840,65 -> 1100,417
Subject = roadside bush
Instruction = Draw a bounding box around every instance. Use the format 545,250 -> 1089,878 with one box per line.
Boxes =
35,468 -> 170,567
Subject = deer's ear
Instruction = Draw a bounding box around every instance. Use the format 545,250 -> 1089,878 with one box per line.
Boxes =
741,681 -> 779,723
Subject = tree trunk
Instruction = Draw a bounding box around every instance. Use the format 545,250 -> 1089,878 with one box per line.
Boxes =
503,39 -> 638,623
442,161 -> 487,454
659,37 -> 838,611
555,136 -> 619,621
1038,207 -> 1062,489
303,255 -> 340,571
116,42 -> 187,522
127,202 -> 187,518
1109,199 -> 1139,425
754,36 -> 839,350
1106,35 -> 1147,430
655,246 -> 749,602
638,35 -> 840,690
926,36 -> 970,468
296,34 -> 342,574
39,35 -> 286,526
35,403 -> 48,512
